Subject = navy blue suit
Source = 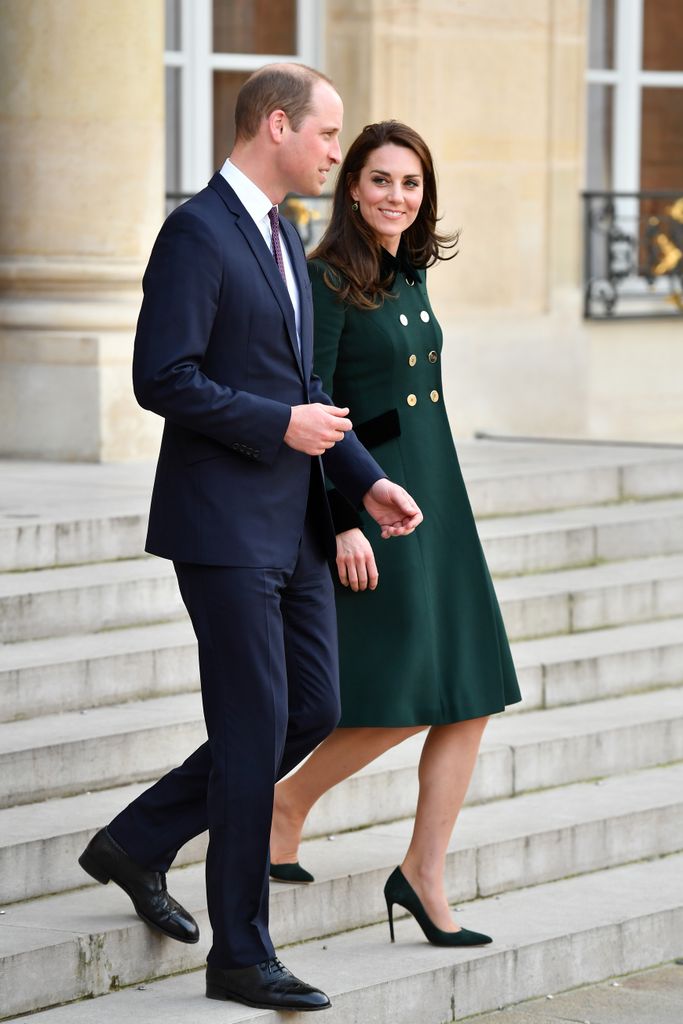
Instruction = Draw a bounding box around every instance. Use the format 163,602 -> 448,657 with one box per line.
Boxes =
108,173 -> 383,968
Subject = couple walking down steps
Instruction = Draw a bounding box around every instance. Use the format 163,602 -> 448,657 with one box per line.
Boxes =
79,64 -> 519,1014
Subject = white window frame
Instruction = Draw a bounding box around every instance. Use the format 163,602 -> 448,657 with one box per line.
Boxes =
586,0 -> 683,193
164,0 -> 324,194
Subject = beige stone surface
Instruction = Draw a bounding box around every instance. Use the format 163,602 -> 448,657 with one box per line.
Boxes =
328,0 -> 587,321
587,320 -> 683,442
437,306 -> 683,444
438,303 -> 589,440
0,0 -> 164,461
0,0 -> 164,260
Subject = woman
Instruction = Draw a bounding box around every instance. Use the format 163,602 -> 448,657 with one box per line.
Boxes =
270,121 -> 521,947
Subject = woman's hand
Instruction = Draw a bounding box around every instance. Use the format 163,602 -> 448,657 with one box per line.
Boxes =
336,528 -> 379,592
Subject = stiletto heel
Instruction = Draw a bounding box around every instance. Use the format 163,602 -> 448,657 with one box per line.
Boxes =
383,866 -> 492,947
385,895 -> 395,942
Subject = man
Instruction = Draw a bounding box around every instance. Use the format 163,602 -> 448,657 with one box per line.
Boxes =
79,63 -> 422,1012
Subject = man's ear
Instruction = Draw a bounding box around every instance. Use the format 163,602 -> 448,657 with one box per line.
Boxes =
267,109 -> 288,142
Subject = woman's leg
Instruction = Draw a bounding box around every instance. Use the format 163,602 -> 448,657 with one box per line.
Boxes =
271,725 -> 425,864
400,716 -> 489,932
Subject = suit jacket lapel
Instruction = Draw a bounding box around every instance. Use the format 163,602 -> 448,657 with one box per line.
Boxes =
208,174 -> 304,379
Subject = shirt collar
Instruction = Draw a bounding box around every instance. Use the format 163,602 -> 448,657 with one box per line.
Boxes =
220,158 -> 273,226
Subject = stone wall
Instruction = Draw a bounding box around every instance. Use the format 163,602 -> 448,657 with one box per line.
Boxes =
0,0 -> 164,460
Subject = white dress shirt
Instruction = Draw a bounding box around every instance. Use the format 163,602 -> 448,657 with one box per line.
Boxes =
220,158 -> 301,349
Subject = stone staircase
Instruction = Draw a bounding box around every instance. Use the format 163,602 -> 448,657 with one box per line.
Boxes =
1,441 -> 683,1023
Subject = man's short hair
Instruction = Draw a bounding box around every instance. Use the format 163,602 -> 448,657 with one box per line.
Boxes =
235,63 -> 335,141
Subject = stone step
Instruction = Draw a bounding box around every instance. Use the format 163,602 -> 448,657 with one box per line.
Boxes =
463,446 -> 683,516
0,458 -> 153,573
5,851 -> 683,1021
6,510 -> 683,653
301,684 -> 683,838
2,728 -> 681,913
0,512 -> 149,574
460,962 -> 683,1024
479,496 -> 683,575
3,602 -> 682,724
0,558 -> 182,643
1,681 -> 682,823
0,621 -> 198,722
497,553 -> 683,639
0,691 -> 206,808
513,617 -> 683,709
2,447 -> 683,573
4,761 -> 683,987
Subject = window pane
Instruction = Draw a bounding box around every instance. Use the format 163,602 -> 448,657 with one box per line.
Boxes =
641,87 -> 683,190
586,83 -> 614,190
165,67 -> 182,192
165,0 -> 182,51
213,0 -> 297,55
643,0 -> 683,72
214,70 -> 252,168
588,0 -> 615,70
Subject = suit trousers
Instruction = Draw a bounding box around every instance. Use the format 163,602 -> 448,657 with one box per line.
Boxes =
108,517 -> 341,967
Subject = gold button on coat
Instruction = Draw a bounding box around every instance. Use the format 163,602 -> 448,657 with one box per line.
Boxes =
407,394 -> 417,406
430,390 -> 440,402
408,354 -> 417,367
420,310 -> 430,323
428,350 -> 438,363
399,313 -> 409,326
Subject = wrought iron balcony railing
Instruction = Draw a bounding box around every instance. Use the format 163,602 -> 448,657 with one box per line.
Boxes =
582,190 -> 683,320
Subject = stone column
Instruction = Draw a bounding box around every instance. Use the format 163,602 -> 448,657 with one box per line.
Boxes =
0,0 -> 164,460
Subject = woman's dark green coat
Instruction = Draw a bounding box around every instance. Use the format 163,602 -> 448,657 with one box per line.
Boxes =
310,256 -> 521,726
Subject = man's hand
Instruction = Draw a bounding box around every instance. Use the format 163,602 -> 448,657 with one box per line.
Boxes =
336,528 -> 379,592
363,479 -> 423,539
284,404 -> 352,456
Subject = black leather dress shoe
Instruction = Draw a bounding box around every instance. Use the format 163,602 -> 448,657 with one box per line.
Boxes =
78,827 -> 199,943
206,958 -> 330,1011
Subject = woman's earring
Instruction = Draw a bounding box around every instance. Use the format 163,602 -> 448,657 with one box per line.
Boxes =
351,201 -> 359,212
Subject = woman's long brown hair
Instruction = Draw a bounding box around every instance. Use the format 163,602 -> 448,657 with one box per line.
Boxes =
309,120 -> 458,310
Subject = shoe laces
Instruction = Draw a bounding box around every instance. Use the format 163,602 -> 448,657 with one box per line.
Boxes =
263,957 -> 288,977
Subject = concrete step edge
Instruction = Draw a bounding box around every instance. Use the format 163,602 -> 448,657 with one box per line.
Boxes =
3,479 -> 683,574
2,759 -> 682,905
4,852 -> 683,1021
1,683 -> 683,821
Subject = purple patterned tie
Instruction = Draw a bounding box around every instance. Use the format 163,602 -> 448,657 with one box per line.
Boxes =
268,206 -> 287,283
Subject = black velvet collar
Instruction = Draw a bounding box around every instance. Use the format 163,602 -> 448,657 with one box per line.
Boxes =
380,245 -> 420,286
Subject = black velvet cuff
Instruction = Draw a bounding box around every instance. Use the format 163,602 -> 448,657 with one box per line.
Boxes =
326,488 -> 363,534
354,409 -> 401,450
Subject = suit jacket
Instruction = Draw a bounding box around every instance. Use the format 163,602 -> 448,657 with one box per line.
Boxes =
133,172 -> 383,568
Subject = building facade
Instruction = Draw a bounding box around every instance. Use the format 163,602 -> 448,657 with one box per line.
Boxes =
0,0 -> 681,460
